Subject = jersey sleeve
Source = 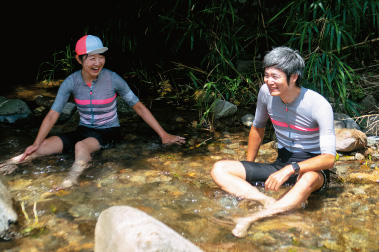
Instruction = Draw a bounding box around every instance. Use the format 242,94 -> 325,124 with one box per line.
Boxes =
51,76 -> 73,113
112,72 -> 140,107
253,84 -> 270,128
314,100 -> 336,156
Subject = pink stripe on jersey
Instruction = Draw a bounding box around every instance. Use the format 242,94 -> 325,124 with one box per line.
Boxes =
75,94 -> 117,105
270,118 -> 288,128
271,118 -> 319,132
290,124 -> 319,132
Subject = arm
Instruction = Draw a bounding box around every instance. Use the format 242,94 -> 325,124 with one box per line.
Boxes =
247,84 -> 270,161
246,126 -> 265,161
19,109 -> 60,162
132,101 -> 185,145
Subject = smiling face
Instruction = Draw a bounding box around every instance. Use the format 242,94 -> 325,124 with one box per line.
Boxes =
76,54 -> 105,82
264,67 -> 298,98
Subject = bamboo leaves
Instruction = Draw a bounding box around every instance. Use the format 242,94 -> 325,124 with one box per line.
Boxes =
284,0 -> 379,115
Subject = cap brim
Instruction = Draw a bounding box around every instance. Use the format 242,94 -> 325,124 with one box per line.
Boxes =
87,47 -> 108,54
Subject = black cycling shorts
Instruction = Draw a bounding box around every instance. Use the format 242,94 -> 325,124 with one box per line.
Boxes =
241,148 -> 330,193
56,126 -> 121,153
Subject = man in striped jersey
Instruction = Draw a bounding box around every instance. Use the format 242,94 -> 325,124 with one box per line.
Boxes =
211,47 -> 336,237
2,35 -> 185,189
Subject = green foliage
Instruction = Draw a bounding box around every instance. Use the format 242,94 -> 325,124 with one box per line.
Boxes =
37,45 -> 74,86
284,0 -> 379,115
160,0 -> 266,125
161,0 -> 243,59
159,0 -> 378,118
37,0 -> 379,120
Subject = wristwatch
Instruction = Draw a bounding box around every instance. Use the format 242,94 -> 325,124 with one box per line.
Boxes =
291,162 -> 300,175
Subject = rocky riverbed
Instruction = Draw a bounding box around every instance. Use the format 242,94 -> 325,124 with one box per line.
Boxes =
0,85 -> 378,251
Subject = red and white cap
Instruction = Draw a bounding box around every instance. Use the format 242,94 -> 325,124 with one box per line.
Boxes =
75,35 -> 108,55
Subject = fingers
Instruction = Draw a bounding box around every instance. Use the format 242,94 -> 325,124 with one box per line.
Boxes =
265,174 -> 282,191
174,136 -> 186,145
162,135 -> 186,145
19,145 -> 38,163
19,153 -> 28,163
19,148 -> 33,163
265,166 -> 293,191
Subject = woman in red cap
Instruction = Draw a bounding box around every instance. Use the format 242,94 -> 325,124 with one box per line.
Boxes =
1,35 -> 185,189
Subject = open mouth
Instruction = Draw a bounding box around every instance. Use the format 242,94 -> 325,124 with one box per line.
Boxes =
269,87 -> 278,92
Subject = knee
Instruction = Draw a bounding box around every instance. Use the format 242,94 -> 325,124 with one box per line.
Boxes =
37,140 -> 50,152
211,161 -> 231,185
35,138 -> 60,156
297,171 -> 323,193
211,161 -> 224,176
74,141 -> 88,154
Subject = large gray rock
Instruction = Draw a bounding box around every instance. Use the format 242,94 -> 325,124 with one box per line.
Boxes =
95,206 -> 202,252
335,128 -> 367,152
214,100 -> 237,119
0,99 -> 31,123
334,113 -> 360,130
0,180 -> 17,239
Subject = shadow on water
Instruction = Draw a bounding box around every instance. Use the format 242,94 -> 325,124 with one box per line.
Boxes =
0,93 -> 378,251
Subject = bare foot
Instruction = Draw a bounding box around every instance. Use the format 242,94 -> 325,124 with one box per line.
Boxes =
232,216 -> 255,238
60,179 -> 76,189
241,187 -> 278,208
53,160 -> 89,190
52,178 -> 77,190
232,204 -> 303,238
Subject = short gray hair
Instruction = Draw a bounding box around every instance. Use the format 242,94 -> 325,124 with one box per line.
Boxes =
263,47 -> 305,86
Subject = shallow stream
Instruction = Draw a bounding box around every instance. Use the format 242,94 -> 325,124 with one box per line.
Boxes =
0,86 -> 378,251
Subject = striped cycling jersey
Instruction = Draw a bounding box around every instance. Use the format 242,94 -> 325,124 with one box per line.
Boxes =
51,69 -> 139,129
253,84 -> 336,155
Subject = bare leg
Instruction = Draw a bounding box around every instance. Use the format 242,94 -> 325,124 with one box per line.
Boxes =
211,160 -> 276,207
59,137 -> 100,189
0,136 -> 63,174
232,171 -> 324,237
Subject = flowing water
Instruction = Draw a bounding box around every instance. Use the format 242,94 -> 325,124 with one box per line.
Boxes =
0,86 -> 378,251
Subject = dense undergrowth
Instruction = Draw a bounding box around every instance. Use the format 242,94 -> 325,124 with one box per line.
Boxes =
37,0 -> 379,128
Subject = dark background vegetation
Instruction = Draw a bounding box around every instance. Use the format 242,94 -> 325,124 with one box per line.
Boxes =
3,0 -> 379,119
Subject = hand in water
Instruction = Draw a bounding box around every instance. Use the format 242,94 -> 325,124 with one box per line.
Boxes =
19,143 -> 40,162
162,134 -> 186,146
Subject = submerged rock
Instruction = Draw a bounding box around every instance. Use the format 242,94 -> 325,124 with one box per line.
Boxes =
95,206 -> 203,252
346,170 -> 379,184
0,180 -> 18,240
